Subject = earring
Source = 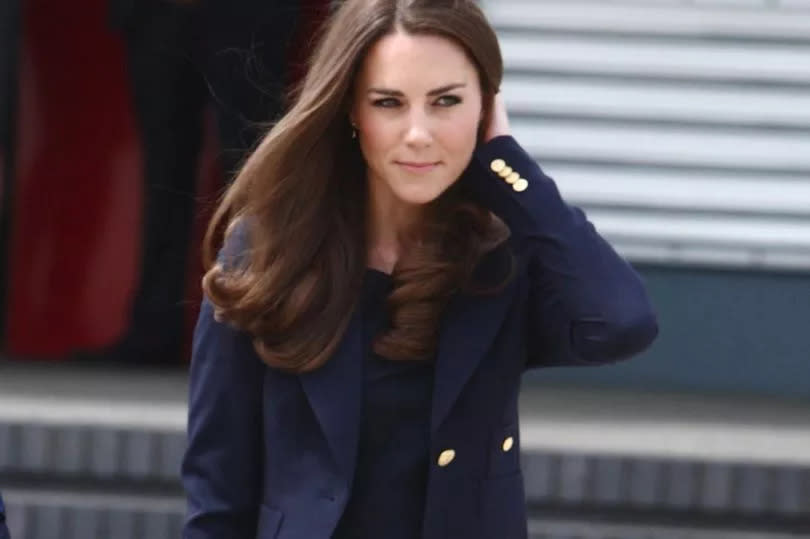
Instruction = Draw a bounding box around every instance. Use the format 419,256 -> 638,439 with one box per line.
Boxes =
351,123 -> 358,139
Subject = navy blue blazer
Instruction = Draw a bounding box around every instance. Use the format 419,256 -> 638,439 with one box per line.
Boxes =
0,492 -> 10,539
182,135 -> 658,539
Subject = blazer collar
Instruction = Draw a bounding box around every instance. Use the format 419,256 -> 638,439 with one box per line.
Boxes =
430,263 -> 516,433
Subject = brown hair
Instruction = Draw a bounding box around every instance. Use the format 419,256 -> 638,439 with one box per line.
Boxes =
202,0 -> 509,373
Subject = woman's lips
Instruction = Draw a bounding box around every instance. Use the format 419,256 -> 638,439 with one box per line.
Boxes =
396,161 -> 440,173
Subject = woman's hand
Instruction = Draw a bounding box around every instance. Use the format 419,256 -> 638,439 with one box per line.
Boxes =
463,92 -> 513,209
483,92 -> 511,143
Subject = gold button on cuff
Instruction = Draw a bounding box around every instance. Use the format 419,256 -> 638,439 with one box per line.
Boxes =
437,449 -> 456,467
490,159 -> 506,173
505,171 -> 520,184
513,179 -> 529,192
497,166 -> 513,179
502,436 -> 514,452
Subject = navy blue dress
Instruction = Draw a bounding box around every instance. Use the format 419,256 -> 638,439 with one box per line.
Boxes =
332,269 -> 434,539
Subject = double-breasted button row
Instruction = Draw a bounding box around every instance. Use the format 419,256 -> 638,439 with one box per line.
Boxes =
490,159 -> 528,193
436,438 -> 514,468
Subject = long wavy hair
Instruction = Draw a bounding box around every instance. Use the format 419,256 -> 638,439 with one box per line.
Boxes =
202,0 -> 510,373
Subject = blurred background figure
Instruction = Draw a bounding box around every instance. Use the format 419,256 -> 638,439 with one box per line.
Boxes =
103,0 -> 302,365
194,0 -> 302,178
105,0 -> 208,365
0,0 -> 21,349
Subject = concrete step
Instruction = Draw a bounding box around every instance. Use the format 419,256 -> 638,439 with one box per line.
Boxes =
2,488 -> 183,539
1,361 -> 808,537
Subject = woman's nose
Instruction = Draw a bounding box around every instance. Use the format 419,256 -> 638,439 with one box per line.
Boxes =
403,112 -> 433,147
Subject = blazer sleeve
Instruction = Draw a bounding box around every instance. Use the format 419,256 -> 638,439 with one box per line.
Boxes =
181,227 -> 266,537
466,135 -> 659,367
0,492 -> 9,539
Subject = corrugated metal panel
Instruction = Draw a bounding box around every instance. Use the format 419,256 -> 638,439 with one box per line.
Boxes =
482,0 -> 810,270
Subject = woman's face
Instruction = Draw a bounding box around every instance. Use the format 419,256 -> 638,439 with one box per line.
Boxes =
351,31 -> 484,206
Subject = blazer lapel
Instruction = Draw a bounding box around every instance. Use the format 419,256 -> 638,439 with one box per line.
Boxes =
298,307 -> 364,484
297,248 -> 518,478
430,265 -> 517,434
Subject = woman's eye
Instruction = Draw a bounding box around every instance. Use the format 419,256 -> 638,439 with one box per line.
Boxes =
436,95 -> 461,106
373,98 -> 400,108
371,96 -> 462,108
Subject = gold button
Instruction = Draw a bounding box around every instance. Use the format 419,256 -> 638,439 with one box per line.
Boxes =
513,179 -> 528,192
497,166 -> 513,179
505,171 -> 520,184
490,159 -> 506,173
502,436 -> 514,452
437,449 -> 456,467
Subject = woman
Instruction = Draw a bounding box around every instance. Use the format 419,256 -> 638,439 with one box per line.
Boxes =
181,1 -> 658,538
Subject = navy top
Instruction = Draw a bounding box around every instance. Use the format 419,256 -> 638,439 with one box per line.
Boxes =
332,269 -> 434,539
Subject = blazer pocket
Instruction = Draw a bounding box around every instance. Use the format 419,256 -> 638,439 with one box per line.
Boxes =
480,471 -> 528,539
257,504 -> 284,539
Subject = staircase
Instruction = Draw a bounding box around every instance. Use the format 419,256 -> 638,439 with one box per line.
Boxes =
1,362 -> 808,538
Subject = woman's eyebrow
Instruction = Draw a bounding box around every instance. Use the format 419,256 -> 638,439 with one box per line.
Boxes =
367,83 -> 467,97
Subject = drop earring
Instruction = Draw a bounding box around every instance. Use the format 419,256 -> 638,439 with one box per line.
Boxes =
351,122 -> 358,139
